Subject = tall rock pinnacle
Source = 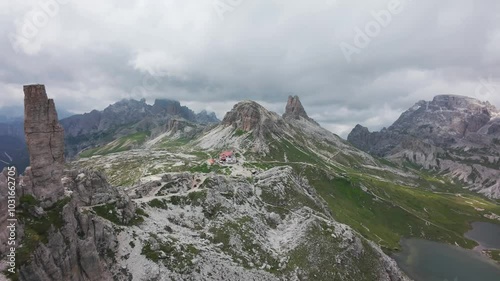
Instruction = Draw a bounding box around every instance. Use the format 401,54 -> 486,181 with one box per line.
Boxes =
283,95 -> 317,124
24,84 -> 65,205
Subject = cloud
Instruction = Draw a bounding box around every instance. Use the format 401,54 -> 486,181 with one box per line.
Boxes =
0,0 -> 499,138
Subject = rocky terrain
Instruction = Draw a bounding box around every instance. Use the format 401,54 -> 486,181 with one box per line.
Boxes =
197,95 -> 373,170
0,85 -> 139,280
283,95 -> 319,125
348,95 -> 500,199
2,86 -> 500,281
61,98 -> 219,158
0,85 -> 417,281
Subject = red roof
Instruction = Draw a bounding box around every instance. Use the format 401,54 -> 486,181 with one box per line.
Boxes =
220,151 -> 233,158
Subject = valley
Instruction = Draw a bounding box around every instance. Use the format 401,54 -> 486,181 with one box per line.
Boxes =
67,95 -> 500,279
2,88 -> 499,280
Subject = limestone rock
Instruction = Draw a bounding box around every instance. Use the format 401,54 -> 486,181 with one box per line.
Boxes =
8,85 -> 134,280
63,169 -> 137,224
64,169 -> 119,206
348,94 -> 500,198
283,95 -> 318,124
18,201 -> 117,281
61,98 -> 219,158
283,95 -> 307,119
23,85 -> 65,206
222,101 -> 285,133
196,110 -> 219,124
223,101 -> 269,132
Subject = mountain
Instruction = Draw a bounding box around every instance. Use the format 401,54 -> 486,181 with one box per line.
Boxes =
60,98 -> 219,158
1,85 -> 414,281
196,95 -> 371,168
3,86 -> 500,281
348,95 -> 500,198
0,120 -> 29,173
1,85 -> 139,280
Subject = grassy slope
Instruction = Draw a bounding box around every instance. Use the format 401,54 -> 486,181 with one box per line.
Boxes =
244,134 -> 500,252
77,126 -> 500,258
300,165 -> 500,250
80,132 -> 150,158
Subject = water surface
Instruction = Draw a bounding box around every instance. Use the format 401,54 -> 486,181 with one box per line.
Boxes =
465,222 -> 500,249
393,239 -> 500,281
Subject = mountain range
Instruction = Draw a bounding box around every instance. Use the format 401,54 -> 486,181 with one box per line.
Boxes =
348,95 -> 500,198
1,86 -> 499,281
0,98 -> 219,172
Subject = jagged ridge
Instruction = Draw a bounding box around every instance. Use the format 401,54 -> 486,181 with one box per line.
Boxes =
348,94 -> 500,198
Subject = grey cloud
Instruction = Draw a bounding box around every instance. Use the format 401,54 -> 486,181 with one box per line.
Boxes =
0,0 -> 499,138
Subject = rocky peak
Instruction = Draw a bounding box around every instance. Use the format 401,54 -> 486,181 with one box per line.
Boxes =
222,101 -> 278,132
351,124 -> 370,134
196,110 -> 219,124
152,99 -> 182,115
23,84 -> 65,206
389,95 -> 498,138
283,95 -> 319,125
105,98 -> 149,114
347,94 -> 500,199
152,99 -> 197,121
283,95 -> 308,119
347,124 -> 395,156
347,124 -> 371,143
430,95 -> 496,112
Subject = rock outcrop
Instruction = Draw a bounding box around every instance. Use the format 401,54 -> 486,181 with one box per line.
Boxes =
283,95 -> 317,124
18,201 -> 117,281
198,96 -> 370,167
152,99 -> 186,117
195,110 -> 219,124
387,95 -> 497,145
0,85 -> 138,281
61,98 -> 219,158
16,167 -> 137,281
348,94 -> 500,198
222,101 -> 283,132
23,85 -> 65,206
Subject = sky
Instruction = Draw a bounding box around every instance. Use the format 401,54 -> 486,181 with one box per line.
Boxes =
1,0 -> 500,138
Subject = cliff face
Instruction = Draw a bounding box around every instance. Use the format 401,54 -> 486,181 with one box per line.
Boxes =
0,85 -> 137,281
282,95 -> 318,124
23,85 -> 65,206
17,169 -> 137,281
387,95 -> 497,145
222,101 -> 276,132
61,98 -> 219,158
220,100 -> 287,152
348,95 -> 500,198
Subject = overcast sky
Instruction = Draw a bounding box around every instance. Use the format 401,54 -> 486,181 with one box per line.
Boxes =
1,0 -> 500,137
